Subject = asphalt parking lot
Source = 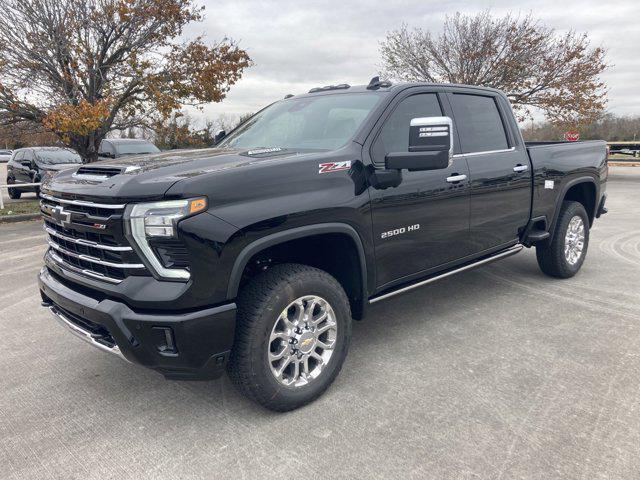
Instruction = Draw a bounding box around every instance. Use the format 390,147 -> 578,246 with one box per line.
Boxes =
1,167 -> 640,479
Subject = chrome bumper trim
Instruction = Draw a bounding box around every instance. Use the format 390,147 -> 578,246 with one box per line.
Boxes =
49,306 -> 129,362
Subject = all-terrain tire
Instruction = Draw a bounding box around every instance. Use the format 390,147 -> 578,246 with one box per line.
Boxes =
536,201 -> 590,278
228,263 -> 352,411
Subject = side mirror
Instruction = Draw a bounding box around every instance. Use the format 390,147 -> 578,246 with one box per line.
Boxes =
385,116 -> 453,171
214,129 -> 226,144
21,160 -> 32,167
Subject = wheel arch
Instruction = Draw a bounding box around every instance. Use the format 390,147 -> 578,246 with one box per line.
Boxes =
227,223 -> 369,319
549,176 -> 598,242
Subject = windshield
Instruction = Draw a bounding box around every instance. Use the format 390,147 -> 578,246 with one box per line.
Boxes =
115,142 -> 160,155
219,93 -> 382,151
36,149 -> 82,164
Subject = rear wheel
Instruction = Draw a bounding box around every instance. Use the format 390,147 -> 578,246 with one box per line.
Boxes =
7,178 -> 21,199
228,264 -> 352,411
536,201 -> 589,278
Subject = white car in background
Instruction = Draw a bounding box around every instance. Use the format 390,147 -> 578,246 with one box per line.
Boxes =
0,149 -> 12,163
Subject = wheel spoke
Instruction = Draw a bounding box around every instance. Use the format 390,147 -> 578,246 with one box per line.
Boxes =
310,351 -> 324,365
269,331 -> 289,342
316,322 -> 336,335
316,338 -> 335,350
276,356 -> 293,377
302,356 -> 310,375
269,346 -> 290,362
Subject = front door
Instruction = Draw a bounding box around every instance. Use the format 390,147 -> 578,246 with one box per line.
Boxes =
367,91 -> 472,289
14,151 -> 32,184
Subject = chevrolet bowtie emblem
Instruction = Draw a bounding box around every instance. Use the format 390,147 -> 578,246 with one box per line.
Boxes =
50,205 -> 72,228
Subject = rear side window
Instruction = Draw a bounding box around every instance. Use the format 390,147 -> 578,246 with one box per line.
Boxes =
450,94 -> 509,153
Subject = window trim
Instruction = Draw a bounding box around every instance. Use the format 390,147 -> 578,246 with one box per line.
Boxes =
447,92 -> 512,155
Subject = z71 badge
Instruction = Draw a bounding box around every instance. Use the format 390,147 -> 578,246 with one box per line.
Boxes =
318,161 -> 351,174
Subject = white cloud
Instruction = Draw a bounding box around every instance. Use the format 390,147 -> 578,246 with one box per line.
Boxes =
184,0 -> 640,122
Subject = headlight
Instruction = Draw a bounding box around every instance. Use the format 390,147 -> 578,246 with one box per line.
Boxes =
126,198 -> 207,280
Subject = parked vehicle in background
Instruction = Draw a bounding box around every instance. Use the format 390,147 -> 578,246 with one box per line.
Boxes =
0,149 -> 12,163
38,80 -> 608,411
6,147 -> 82,199
98,139 -> 160,160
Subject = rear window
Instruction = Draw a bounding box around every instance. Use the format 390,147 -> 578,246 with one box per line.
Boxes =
450,94 -> 509,153
115,142 -> 160,155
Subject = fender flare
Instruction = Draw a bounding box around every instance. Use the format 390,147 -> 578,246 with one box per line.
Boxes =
226,223 -> 368,301
548,176 -> 598,241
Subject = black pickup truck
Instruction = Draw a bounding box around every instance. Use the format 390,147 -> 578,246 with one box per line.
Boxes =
38,79 -> 608,411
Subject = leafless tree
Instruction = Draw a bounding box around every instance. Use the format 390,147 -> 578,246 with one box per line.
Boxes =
380,11 -> 608,125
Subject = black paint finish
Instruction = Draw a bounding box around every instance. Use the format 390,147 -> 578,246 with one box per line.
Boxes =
37,82 -> 608,380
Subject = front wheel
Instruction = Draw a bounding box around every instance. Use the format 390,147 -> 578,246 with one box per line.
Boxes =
228,264 -> 352,411
536,201 -> 590,278
7,178 -> 21,199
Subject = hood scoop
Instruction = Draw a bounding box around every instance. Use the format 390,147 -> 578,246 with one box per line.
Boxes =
73,164 -> 141,181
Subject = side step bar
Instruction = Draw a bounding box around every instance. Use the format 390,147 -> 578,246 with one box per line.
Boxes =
369,244 -> 523,304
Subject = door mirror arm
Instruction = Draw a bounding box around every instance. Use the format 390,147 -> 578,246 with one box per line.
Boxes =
367,165 -> 403,190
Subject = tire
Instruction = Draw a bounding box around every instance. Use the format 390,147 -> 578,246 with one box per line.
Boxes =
536,201 -> 589,278
7,178 -> 21,200
228,263 -> 352,411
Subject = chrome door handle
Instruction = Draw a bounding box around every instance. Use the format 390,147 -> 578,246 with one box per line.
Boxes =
446,174 -> 467,183
513,165 -> 529,173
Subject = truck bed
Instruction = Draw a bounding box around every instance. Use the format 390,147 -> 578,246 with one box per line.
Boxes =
526,140 -> 608,230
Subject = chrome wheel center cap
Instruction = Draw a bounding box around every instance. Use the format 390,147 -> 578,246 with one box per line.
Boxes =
296,331 -> 316,354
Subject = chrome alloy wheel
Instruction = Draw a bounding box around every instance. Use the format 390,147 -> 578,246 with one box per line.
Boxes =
564,215 -> 585,265
268,295 -> 338,387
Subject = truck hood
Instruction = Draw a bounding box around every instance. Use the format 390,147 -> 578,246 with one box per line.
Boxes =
41,147 -> 309,201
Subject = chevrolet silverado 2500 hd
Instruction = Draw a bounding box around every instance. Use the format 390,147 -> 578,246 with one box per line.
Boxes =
38,79 -> 608,411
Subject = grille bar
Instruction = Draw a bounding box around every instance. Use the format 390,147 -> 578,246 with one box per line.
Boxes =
48,239 -> 145,269
48,251 -> 123,284
44,226 -> 132,252
40,193 -> 125,210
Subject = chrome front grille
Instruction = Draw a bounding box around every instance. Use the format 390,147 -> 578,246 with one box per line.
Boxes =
41,193 -> 148,284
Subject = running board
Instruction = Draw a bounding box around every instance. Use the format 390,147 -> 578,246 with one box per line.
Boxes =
369,244 -> 524,304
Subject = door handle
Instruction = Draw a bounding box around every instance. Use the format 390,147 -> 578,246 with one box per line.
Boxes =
513,164 -> 529,173
446,174 -> 467,183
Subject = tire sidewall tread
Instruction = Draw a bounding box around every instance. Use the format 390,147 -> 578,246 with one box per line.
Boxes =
536,201 -> 590,278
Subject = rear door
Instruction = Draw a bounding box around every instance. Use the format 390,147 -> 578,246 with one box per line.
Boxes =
366,88 -> 472,289
447,91 -> 532,252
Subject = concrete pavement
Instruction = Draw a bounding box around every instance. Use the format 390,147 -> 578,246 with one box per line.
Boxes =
1,167 -> 639,479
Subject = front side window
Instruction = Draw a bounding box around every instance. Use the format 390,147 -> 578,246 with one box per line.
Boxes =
376,93 -> 443,156
219,93 -> 383,151
450,94 -> 509,153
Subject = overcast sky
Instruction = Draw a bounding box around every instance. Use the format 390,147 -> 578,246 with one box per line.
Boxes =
183,0 -> 640,125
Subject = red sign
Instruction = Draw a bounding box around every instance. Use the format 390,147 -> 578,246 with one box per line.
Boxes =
564,131 -> 580,142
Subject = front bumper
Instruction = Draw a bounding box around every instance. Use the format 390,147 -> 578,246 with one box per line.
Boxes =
39,267 -> 236,380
